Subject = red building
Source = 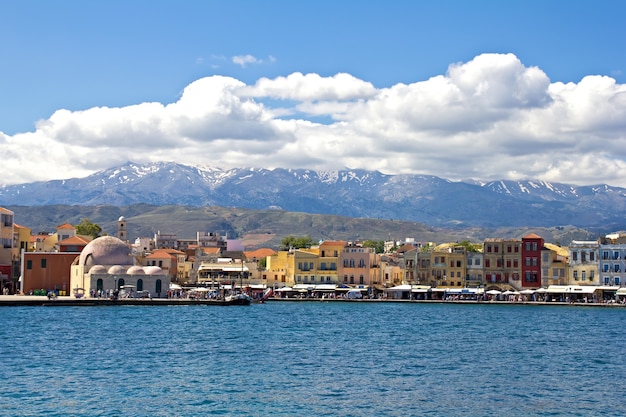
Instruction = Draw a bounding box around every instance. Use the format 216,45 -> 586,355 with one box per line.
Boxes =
521,233 -> 544,288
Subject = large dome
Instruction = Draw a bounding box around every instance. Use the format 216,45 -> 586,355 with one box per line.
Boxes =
79,236 -> 133,267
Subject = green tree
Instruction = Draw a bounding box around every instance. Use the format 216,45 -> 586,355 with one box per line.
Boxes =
362,239 -> 385,253
457,240 -> 481,252
281,235 -> 315,249
75,218 -> 103,239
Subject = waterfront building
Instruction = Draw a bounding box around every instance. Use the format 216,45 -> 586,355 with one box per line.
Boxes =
196,255 -> 250,286
429,246 -> 466,288
293,249 -> 321,286
541,243 -> 568,287
264,250 -> 292,287
598,234 -> 626,287
567,240 -> 598,286
12,223 -> 31,292
0,207 -> 14,293
21,251 -> 80,295
483,238 -> 522,290
521,234 -> 544,288
318,241 -> 345,285
70,236 -> 169,298
466,251 -> 484,287
378,254 -> 404,287
338,243 -> 377,287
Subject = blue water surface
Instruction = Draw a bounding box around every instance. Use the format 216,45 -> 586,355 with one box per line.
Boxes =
1,302 -> 625,416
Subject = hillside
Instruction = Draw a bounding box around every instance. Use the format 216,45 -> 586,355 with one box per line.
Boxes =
8,204 -> 599,249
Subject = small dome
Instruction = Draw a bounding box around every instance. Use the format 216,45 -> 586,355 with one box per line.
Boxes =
79,236 -> 132,267
118,216 -> 125,221
127,266 -> 145,275
108,265 -> 125,275
88,265 -> 107,274
143,266 -> 163,275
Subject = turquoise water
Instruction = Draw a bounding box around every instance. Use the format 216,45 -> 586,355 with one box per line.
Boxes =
1,302 -> 625,416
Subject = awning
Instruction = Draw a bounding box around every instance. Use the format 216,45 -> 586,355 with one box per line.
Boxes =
616,288 -> 626,295
445,288 -> 483,294
567,286 -> 598,294
314,284 -> 337,291
546,285 -> 568,293
293,284 -> 315,290
385,285 -> 412,291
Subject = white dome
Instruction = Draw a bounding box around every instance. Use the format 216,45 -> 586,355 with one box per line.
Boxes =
143,266 -> 163,275
88,265 -> 107,274
108,265 -> 125,275
79,236 -> 132,267
127,266 -> 145,275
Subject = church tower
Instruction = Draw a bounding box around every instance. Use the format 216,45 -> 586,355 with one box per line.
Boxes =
117,216 -> 127,242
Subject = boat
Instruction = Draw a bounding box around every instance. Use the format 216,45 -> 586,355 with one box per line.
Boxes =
225,293 -> 253,305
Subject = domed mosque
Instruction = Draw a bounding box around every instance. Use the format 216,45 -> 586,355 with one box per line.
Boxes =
70,236 -> 169,298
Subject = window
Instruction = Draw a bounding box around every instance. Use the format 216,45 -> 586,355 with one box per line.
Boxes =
615,265 -> 621,273
532,258 -> 537,266
582,271 -> 586,281
475,259 -> 481,266
615,277 -> 621,286
525,242 -> 531,251
487,245 -> 492,253
603,264 -> 609,272
614,251 -> 620,260
590,252 -> 595,261
532,242 -> 538,251
572,251 -> 578,261
525,258 -> 531,266
581,252 -> 586,262
27,260 -> 32,270
603,251 -> 610,260
573,271 -> 578,280
506,260 -> 511,268
41,258 -> 47,268
590,270 -> 595,280
494,246 -> 499,253
513,259 -> 519,268
604,276 -> 610,285
485,259 -> 490,268
468,259 -> 473,266
507,245 -> 512,253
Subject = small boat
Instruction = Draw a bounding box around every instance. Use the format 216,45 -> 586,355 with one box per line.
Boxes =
225,293 -> 253,305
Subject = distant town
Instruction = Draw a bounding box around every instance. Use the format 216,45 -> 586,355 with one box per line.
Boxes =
1,206 -> 625,303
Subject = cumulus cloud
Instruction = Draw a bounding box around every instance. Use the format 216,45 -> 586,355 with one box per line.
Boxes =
3,53 -> 626,187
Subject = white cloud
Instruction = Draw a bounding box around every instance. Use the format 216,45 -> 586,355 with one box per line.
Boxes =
3,53 -> 626,187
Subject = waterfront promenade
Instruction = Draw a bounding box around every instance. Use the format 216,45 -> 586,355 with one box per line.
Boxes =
1,294 -> 625,307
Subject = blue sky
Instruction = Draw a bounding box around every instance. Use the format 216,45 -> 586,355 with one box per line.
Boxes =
1,0 -> 626,186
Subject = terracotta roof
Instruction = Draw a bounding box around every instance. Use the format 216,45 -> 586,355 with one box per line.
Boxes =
56,223 -> 75,230
0,207 -> 13,214
523,233 -> 543,239
58,235 -> 92,245
245,248 -> 277,259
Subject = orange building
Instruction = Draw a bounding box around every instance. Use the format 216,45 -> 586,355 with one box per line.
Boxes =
21,252 -> 80,295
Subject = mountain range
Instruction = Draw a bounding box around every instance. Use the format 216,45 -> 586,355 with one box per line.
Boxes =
1,161 -> 625,231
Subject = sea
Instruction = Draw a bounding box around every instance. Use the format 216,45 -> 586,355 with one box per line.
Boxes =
1,301 -> 625,417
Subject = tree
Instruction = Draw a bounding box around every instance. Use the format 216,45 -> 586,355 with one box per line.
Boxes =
457,240 -> 481,253
363,239 -> 385,254
281,235 -> 315,249
75,218 -> 103,239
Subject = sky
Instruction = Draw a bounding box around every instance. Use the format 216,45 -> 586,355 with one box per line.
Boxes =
2,0 -> 626,187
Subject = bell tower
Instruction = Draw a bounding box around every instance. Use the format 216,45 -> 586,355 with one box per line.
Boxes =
117,216 -> 127,242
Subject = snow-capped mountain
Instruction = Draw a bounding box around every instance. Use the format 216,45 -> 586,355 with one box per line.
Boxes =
1,161 -> 626,229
